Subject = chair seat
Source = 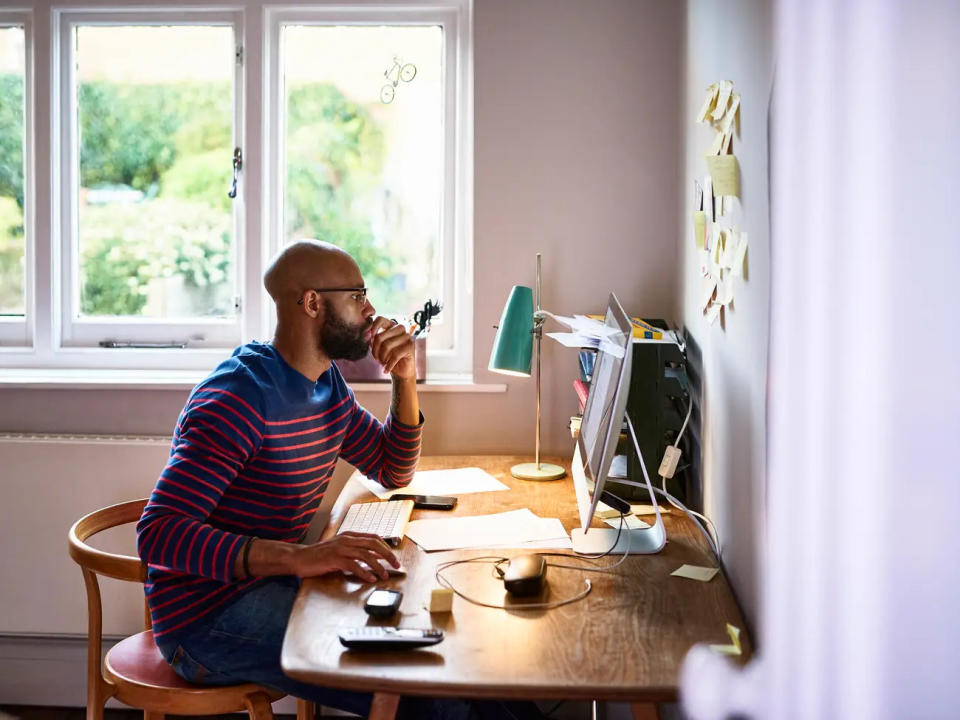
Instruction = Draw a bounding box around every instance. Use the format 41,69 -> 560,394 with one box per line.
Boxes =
104,630 -> 281,713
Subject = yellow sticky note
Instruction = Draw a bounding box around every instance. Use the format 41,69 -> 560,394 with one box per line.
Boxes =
672,564 -> 720,582
709,623 -> 742,656
721,128 -> 733,155
721,92 -> 741,136
630,504 -> 670,515
705,154 -> 739,197
711,80 -> 733,121
732,232 -> 748,277
693,211 -> 706,250
604,515 -> 650,530
426,587 -> 454,613
696,83 -> 719,123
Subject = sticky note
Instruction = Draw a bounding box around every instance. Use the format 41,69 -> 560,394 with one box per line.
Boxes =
426,587 -> 454,613
720,92 -> 741,136
717,276 -> 734,306
709,223 -> 722,254
671,564 -> 720,582
721,229 -> 738,268
705,154 -> 739,197
707,131 -> 724,156
721,128 -> 733,155
700,276 -> 717,311
732,232 -> 748,277
709,623 -> 742,656
705,303 -> 721,325
604,515 -> 650,530
630,504 -> 669,515
711,80 -> 733,121
693,211 -> 706,250
696,83 -> 719,123
703,175 -> 714,221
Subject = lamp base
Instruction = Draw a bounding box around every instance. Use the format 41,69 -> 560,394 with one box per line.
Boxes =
510,462 -> 566,481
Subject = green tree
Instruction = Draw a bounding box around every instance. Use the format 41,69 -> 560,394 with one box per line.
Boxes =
0,74 -> 25,209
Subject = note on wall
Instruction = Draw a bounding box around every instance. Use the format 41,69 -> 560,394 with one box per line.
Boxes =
711,80 -> 734,121
693,211 -> 706,250
705,154 -> 739,197
696,83 -> 719,123
720,92 -> 741,136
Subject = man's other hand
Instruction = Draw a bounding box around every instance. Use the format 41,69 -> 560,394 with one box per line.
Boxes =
366,316 -> 417,380
289,532 -> 399,582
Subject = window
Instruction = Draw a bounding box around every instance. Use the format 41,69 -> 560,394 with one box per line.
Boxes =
0,15 -> 30,347
59,15 -> 242,350
3,1 -> 472,378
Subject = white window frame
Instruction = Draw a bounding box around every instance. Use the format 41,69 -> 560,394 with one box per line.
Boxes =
0,0 -> 472,379
264,1 -> 473,378
56,9 -> 245,354
0,10 -> 33,349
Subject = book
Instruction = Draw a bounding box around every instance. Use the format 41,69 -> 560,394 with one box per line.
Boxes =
585,314 -> 663,340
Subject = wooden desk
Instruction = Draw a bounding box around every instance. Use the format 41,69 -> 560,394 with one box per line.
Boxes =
281,456 -> 751,720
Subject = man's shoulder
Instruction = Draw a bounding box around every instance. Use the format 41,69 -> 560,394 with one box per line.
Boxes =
189,344 -> 277,417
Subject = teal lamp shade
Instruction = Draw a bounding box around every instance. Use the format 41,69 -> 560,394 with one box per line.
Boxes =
488,285 -> 534,376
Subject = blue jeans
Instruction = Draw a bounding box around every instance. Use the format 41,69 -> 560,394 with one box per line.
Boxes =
153,577 -> 543,720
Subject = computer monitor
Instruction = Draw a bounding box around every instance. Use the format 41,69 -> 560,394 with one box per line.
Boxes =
570,293 -> 666,555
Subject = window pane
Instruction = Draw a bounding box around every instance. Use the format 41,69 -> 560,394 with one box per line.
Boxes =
75,26 -> 236,319
283,26 -> 443,319
0,26 -> 26,317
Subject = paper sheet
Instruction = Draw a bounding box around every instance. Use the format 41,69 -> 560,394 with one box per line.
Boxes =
604,515 -> 650,530
405,508 -> 571,552
716,275 -> 734,306
671,564 -> 720,582
703,175 -> 714,221
545,332 -> 600,349
705,154 -> 739,197
709,623 -> 742,656
700,276 -> 717,311
721,128 -> 733,155
354,466 -> 509,500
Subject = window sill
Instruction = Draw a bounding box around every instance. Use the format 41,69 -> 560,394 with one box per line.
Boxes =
0,367 -> 506,393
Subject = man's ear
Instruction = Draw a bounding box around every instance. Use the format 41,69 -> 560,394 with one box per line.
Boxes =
300,292 -> 323,319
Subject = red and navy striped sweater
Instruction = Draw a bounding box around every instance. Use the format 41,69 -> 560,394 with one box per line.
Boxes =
136,342 -> 421,640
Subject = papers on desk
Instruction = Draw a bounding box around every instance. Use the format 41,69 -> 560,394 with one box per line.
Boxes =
405,508 -> 572,552
353,466 -> 509,500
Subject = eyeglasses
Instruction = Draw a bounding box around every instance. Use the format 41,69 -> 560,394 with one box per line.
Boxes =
297,287 -> 368,305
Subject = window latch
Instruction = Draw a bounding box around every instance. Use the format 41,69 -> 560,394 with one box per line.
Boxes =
228,147 -> 243,199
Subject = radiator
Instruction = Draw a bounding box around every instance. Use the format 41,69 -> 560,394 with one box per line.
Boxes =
0,433 -> 172,637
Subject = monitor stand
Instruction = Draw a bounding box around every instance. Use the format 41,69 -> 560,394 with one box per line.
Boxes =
570,524 -> 666,555
570,442 -> 667,555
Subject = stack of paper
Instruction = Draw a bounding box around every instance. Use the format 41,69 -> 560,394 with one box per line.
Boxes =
353,466 -> 509,500
405,508 -> 572,552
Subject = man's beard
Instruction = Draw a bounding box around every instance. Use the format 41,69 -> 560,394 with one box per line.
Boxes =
319,299 -> 371,361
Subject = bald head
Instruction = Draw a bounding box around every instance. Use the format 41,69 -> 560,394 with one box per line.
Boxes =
263,239 -> 361,305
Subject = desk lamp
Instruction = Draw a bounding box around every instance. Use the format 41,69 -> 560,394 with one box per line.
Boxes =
488,253 -> 566,481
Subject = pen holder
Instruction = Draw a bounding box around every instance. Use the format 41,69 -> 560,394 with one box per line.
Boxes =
335,335 -> 427,383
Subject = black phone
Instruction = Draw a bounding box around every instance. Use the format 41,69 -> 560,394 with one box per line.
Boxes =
363,589 -> 403,618
391,494 -> 457,510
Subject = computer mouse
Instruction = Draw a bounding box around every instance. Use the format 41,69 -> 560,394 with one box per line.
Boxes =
502,554 -> 547,596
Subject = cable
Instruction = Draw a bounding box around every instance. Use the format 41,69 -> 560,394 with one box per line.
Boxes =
659,397 -> 721,556
435,556 -> 593,611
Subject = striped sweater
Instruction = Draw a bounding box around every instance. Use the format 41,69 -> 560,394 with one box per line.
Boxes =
136,342 -> 421,640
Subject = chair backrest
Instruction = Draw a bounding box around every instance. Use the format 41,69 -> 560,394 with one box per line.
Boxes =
68,498 -> 148,583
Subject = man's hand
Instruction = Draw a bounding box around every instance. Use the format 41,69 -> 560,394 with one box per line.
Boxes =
366,316 -> 417,380
288,532 -> 399,583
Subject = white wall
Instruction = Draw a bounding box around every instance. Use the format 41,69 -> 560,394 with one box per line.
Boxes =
680,0 -> 773,630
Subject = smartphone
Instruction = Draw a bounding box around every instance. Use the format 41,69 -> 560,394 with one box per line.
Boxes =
390,494 -> 457,510
363,589 -> 403,618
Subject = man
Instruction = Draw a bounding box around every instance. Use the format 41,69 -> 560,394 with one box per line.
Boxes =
137,240 -> 545,720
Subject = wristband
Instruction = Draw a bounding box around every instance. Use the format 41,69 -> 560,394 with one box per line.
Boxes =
242,537 -> 254,579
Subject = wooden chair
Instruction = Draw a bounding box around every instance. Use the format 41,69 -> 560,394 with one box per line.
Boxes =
68,498 -> 316,720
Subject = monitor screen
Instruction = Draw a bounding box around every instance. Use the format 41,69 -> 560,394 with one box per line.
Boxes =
575,293 -> 633,531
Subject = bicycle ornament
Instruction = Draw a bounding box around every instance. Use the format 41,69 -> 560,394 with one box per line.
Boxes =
380,56 -> 417,104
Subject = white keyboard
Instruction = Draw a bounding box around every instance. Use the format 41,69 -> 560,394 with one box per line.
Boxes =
337,499 -> 414,547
